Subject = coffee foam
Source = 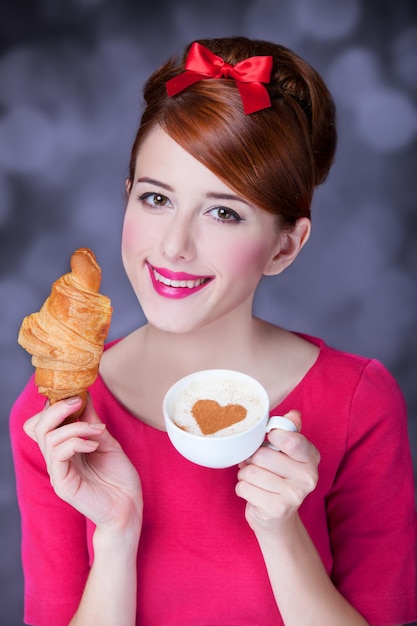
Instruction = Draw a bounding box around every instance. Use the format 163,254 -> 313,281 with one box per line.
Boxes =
169,374 -> 265,437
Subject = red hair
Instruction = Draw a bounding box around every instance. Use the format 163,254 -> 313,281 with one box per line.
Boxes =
128,37 -> 337,227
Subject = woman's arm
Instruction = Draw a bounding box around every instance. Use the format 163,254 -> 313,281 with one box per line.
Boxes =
256,518 -> 403,626
69,523 -> 140,625
255,514 -> 369,625
235,410 -> 369,626
24,395 -> 143,626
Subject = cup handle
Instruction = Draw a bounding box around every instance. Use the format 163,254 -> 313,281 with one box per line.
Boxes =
264,415 -> 297,451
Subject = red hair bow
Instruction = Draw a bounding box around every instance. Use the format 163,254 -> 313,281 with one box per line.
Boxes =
166,42 -> 273,115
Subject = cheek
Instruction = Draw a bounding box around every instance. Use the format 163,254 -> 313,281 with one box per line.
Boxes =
120,212 -> 149,279
121,214 -> 136,255
222,237 -> 273,278
121,211 -> 153,257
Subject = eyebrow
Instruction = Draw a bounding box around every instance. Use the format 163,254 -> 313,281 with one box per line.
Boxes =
205,192 -> 250,206
136,177 -> 251,206
136,177 -> 174,191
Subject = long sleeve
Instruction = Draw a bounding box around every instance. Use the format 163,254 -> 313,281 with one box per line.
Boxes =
325,359 -> 417,624
10,376 -> 90,626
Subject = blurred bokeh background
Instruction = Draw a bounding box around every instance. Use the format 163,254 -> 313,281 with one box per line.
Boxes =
1,1 -> 416,624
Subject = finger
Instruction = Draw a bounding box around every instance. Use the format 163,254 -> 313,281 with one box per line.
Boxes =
23,413 -> 42,440
44,420 -> 106,450
237,461 -> 285,494
266,429 -> 319,465
265,409 -> 301,442
79,394 -> 104,426
28,397 -> 83,447
264,409 -> 301,453
77,398 -> 122,454
283,409 -> 302,432
245,445 -> 296,479
241,440 -> 320,504
238,450 -> 302,492
41,419 -> 104,471
22,399 -> 51,439
236,462 -> 317,514
49,437 -> 100,488
235,477 -> 290,518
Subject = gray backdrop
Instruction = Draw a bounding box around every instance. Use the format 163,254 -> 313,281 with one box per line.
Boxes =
1,1 -> 416,624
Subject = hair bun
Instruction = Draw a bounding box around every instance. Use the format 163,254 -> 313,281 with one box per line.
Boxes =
269,48 -> 336,187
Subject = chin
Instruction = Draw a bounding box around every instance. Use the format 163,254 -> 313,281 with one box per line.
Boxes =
149,320 -> 202,335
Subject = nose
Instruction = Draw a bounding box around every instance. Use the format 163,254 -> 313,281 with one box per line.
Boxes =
160,212 -> 196,262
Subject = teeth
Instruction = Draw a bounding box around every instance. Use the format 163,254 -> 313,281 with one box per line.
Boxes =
154,269 -> 206,289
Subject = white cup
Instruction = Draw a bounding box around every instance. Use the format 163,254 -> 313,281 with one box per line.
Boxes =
163,369 -> 297,468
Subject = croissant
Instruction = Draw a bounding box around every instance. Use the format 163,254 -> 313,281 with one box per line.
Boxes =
18,248 -> 113,419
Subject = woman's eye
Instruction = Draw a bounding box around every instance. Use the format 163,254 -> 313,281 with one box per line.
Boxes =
208,207 -> 243,223
139,192 -> 171,207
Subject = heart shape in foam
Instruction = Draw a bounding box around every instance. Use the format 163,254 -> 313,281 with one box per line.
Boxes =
192,399 -> 247,436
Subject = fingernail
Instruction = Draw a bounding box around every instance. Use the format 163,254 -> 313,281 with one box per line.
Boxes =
89,423 -> 106,430
65,396 -> 81,405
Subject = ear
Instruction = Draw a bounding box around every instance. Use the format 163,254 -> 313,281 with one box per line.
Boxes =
263,218 -> 311,276
125,178 -> 132,194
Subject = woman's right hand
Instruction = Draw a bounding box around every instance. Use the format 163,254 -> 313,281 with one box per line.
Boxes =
23,395 -> 143,533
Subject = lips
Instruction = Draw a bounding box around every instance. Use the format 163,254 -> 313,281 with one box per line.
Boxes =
147,263 -> 214,299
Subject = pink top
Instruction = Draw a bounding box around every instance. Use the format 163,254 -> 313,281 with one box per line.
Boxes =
10,335 -> 417,625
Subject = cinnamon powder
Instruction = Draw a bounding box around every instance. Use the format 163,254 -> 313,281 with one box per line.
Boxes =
191,399 -> 247,435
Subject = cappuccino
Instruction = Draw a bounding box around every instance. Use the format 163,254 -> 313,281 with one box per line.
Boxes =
170,373 -> 264,437
163,369 -> 296,468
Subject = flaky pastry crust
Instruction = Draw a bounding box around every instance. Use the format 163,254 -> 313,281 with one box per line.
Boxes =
18,248 -> 113,417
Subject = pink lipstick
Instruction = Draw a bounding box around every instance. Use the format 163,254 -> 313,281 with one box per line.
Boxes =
147,263 -> 213,299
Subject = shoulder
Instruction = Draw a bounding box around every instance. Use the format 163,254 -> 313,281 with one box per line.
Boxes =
301,333 -> 404,405
303,338 -> 409,468
287,334 -> 408,452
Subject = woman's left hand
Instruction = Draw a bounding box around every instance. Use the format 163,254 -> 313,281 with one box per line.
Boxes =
235,410 -> 320,536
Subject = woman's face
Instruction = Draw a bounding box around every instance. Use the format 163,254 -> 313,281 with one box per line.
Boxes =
122,126 -> 287,334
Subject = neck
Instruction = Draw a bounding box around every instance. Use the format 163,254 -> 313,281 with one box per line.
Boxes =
139,311 -> 268,377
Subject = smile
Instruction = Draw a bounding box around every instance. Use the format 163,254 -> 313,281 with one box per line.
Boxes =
154,268 -> 208,289
147,263 -> 214,299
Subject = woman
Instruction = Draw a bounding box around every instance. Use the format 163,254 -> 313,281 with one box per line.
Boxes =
10,37 -> 417,625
